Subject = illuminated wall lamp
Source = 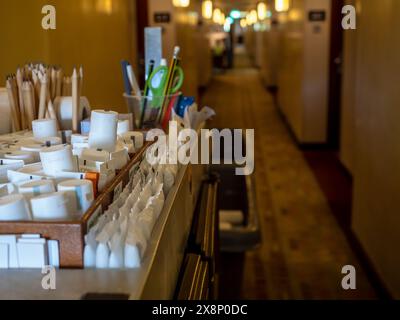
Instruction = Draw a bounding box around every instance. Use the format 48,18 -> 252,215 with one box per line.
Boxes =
202,1 -> 213,19
257,2 -> 267,20
275,0 -> 290,12
220,13 -> 226,25
173,0 -> 190,8
250,9 -> 258,24
213,8 -> 222,24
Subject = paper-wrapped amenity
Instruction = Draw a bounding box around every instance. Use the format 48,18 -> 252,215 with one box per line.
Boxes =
19,180 -> 56,201
30,192 -> 72,221
0,159 -> 24,183
57,179 -> 94,216
89,110 -> 118,152
117,120 -> 130,136
0,194 -> 31,221
4,151 -> 35,165
21,144 -> 45,163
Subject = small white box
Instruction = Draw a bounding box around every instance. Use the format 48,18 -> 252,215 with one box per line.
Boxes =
0,235 -> 18,268
17,242 -> 48,269
47,240 -> 60,268
0,243 -> 9,269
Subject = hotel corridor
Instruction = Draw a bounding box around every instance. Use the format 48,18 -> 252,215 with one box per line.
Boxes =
201,49 -> 376,300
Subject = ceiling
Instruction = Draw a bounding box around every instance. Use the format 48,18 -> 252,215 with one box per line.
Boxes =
212,0 -> 273,12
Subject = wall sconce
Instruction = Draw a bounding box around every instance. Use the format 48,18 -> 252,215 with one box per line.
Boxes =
173,0 -> 190,8
275,0 -> 290,12
96,0 -> 113,15
202,1 -> 213,19
257,2 -> 267,20
220,13 -> 226,25
213,8 -> 222,24
249,9 -> 258,25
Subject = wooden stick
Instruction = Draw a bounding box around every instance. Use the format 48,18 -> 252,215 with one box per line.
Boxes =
32,71 -> 41,116
51,67 -> 57,100
28,81 -> 37,120
10,75 -> 23,129
6,77 -> 21,132
38,75 -> 48,119
47,100 -> 60,130
56,69 -> 63,98
79,66 -> 84,96
63,76 -> 71,96
72,68 -> 79,133
16,69 -> 27,129
22,81 -> 34,129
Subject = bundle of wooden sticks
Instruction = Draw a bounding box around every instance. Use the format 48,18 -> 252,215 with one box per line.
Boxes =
5,63 -> 83,133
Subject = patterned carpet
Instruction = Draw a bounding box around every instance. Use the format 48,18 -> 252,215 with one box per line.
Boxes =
201,51 -> 377,299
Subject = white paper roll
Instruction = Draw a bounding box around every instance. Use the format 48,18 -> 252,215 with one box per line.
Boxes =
4,151 -> 35,165
0,194 -> 31,221
30,192 -> 72,221
117,120 -> 130,136
19,180 -> 56,201
54,96 -> 91,131
89,110 -> 118,152
39,145 -> 75,176
57,179 -> 94,216
32,119 -> 58,139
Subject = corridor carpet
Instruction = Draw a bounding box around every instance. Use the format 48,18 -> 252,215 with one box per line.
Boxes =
200,52 -> 376,299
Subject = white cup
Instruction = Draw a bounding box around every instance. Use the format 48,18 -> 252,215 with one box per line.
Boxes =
19,180 -> 56,201
89,110 -> 118,152
21,144 -> 45,163
57,179 -> 94,216
117,120 -> 130,136
32,119 -> 58,139
0,194 -> 31,221
39,145 -> 75,176
30,192 -> 72,221
4,151 -> 35,165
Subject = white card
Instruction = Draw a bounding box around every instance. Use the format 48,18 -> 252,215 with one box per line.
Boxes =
0,235 -> 18,268
17,242 -> 48,269
0,243 -> 9,269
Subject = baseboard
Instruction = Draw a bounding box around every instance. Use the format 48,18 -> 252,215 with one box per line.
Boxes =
345,228 -> 393,299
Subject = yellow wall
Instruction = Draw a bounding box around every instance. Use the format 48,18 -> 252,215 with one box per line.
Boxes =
340,0 -> 356,174
277,0 -> 306,140
351,0 -> 400,298
276,0 -> 331,144
0,0 -> 137,113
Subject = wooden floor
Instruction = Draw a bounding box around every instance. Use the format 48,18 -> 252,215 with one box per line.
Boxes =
201,51 -> 377,300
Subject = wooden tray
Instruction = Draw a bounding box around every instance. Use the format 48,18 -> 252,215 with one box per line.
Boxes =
0,143 -> 150,269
